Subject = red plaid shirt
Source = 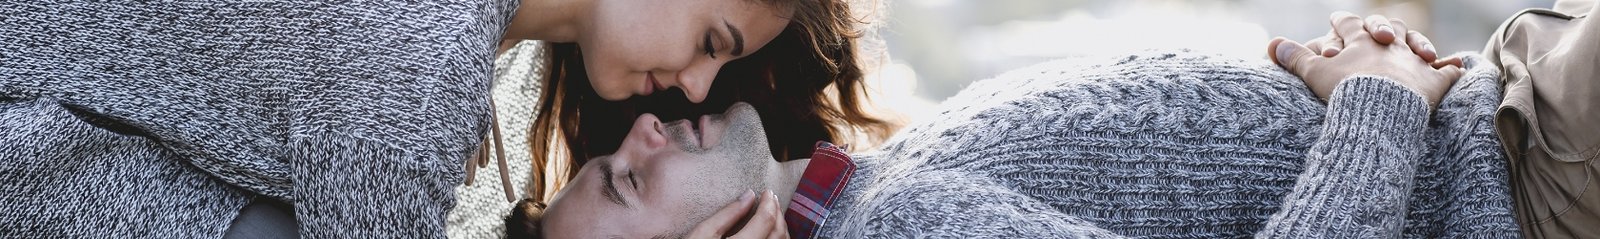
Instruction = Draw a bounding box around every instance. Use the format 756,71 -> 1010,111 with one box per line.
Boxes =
784,141 -> 857,239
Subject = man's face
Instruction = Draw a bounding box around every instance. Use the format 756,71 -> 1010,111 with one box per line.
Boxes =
542,103 -> 779,238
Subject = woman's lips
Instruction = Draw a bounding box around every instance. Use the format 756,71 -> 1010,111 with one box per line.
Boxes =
645,72 -> 667,95
643,73 -> 657,95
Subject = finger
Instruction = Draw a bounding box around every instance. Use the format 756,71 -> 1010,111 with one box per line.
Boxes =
1322,33 -> 1344,57
1434,63 -> 1466,106
1364,15 -> 1398,44
1270,38 -> 1321,77
1440,62 -> 1465,83
1407,30 -> 1438,62
732,191 -> 779,239
1330,12 -> 1367,44
1306,30 -> 1342,57
1432,56 -> 1465,70
768,191 -> 789,239
688,190 -> 759,237
1388,18 -> 1412,48
1437,64 -> 1465,83
1304,37 -> 1324,56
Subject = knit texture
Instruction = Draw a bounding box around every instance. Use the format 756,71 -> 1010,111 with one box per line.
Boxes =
1,1 -> 517,237
819,50 -> 1519,238
449,40 -> 545,239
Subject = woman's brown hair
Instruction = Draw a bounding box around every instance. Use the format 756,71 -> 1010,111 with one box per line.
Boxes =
521,0 -> 890,202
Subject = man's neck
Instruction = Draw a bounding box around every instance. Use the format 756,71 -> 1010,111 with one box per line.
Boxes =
504,0 -> 589,42
773,158 -> 811,210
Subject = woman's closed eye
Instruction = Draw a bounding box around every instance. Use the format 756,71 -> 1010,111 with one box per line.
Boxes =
702,32 -> 717,59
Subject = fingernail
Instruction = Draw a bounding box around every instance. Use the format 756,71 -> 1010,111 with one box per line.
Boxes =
763,190 -> 779,213
740,190 -> 755,201
1424,44 -> 1436,53
1275,42 -> 1296,63
1379,25 -> 1394,33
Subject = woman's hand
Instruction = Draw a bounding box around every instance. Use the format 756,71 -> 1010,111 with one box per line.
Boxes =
1299,13 -> 1445,63
1269,12 -> 1465,109
686,190 -> 790,239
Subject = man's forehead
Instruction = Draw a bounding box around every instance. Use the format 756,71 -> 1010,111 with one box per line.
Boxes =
543,164 -> 622,238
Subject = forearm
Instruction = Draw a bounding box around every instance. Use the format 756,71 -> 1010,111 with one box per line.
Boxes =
290,135 -> 465,238
1256,76 -> 1430,238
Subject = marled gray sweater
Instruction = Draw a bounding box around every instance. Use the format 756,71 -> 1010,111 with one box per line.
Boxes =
1,1 -> 516,237
821,50 -> 1520,238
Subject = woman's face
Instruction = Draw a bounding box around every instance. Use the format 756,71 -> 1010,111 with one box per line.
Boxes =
582,0 -> 792,103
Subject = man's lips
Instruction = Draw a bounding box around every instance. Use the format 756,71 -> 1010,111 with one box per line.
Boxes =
664,118 -> 704,149
698,115 -> 712,148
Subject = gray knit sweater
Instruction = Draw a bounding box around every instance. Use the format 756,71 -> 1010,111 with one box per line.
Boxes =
820,50 -> 1520,238
1,2 -> 516,237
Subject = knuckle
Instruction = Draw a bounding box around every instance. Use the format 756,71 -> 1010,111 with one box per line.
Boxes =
1336,14 -> 1363,23
1364,15 -> 1386,23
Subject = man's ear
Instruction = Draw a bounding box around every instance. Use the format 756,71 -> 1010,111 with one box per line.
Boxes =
504,198 -> 548,239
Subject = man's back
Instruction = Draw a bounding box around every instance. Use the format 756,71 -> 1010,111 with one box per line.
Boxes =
821,50 -> 1518,238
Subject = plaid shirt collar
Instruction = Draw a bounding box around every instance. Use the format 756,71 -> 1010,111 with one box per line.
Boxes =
784,141 -> 857,239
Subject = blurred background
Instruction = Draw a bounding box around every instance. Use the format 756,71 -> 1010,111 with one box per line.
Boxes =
864,0 -> 1553,123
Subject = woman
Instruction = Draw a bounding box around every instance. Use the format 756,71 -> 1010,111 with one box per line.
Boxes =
0,0 -> 886,238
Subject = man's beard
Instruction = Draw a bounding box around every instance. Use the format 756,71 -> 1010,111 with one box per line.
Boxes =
662,103 -> 777,232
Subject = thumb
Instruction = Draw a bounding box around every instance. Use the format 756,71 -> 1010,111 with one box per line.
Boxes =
1270,37 -> 1319,77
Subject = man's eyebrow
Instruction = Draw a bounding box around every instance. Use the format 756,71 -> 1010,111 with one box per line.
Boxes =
597,161 -> 629,208
724,20 -> 745,56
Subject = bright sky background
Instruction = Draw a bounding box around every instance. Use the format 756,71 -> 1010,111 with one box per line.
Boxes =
862,0 -> 1551,124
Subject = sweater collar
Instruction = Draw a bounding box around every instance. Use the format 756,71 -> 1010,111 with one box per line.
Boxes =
783,141 -> 857,239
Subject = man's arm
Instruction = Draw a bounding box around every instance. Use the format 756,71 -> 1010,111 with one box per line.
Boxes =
826,170 -> 1127,238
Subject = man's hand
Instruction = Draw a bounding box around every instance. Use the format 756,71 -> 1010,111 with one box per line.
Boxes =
1300,13 -> 1445,63
686,190 -> 790,239
1269,12 -> 1464,109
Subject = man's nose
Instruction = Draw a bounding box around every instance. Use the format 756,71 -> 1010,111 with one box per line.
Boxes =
628,114 -> 669,152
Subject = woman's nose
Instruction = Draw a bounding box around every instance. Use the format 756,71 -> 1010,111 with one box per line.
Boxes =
674,64 -> 720,103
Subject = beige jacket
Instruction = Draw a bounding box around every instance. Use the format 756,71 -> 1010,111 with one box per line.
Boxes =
1483,0 -> 1600,238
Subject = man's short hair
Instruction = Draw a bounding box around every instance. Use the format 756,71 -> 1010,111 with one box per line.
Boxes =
504,198 -> 546,239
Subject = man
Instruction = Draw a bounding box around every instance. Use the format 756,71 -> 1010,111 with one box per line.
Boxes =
511,15 -> 1521,238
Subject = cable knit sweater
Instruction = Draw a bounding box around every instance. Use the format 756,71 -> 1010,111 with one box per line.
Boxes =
820,50 -> 1520,238
0,1 -> 516,237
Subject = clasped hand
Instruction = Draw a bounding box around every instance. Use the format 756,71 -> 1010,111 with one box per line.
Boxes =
1269,11 -> 1465,110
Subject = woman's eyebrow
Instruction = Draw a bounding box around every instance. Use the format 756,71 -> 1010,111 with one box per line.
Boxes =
724,20 -> 745,56
597,161 -> 629,208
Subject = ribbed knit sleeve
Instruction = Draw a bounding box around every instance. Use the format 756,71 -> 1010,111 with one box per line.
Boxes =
1256,76 -> 1431,238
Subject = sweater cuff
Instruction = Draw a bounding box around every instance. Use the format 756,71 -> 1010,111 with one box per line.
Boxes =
1321,76 -> 1431,142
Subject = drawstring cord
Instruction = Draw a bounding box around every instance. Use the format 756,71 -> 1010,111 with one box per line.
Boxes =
466,96 -> 518,203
